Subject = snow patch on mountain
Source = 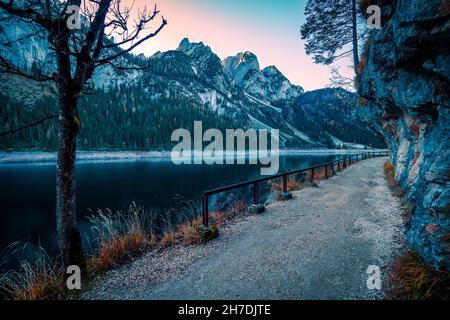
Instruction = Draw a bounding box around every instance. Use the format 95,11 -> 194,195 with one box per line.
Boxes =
244,92 -> 282,113
287,123 -> 313,143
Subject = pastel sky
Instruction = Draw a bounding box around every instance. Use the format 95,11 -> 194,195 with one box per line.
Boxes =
126,0 -> 352,91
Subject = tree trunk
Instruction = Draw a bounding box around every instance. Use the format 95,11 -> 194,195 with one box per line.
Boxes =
352,0 -> 360,75
56,79 -> 85,270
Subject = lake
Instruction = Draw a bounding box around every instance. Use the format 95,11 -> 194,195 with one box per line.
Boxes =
0,153 -> 349,255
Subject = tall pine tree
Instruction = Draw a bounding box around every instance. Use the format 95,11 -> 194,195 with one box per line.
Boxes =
301,0 -> 363,75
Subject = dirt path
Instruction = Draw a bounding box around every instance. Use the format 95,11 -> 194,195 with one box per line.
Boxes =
85,157 -> 403,300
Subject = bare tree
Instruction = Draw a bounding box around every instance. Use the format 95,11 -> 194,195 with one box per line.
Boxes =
0,0 -> 167,269
328,66 -> 356,91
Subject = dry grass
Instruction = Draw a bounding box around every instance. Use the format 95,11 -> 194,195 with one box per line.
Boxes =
384,161 -> 406,197
224,200 -> 247,220
87,203 -> 155,272
271,180 -> 306,192
388,251 -> 450,300
210,211 -> 226,225
89,232 -> 151,272
271,168 -> 336,201
313,167 -> 329,180
358,97 -> 368,106
160,230 -> 176,248
174,216 -> 203,246
205,201 -> 247,227
384,161 -> 395,183
0,244 -> 65,300
1,198 -> 248,299
159,202 -> 247,248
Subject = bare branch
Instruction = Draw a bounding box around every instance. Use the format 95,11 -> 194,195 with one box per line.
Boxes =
328,66 -> 356,91
0,0 -> 50,29
0,56 -> 56,81
95,15 -> 166,65
0,114 -> 57,137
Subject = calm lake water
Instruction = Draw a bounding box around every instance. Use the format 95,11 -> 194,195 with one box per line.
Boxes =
0,154 -> 345,255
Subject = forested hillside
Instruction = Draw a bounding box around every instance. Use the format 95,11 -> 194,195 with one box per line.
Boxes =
0,33 -> 386,150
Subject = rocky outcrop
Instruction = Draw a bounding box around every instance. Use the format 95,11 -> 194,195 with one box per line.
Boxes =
358,0 -> 450,269
223,52 -> 304,103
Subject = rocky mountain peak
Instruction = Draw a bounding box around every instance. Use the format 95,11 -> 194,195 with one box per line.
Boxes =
261,65 -> 279,76
223,52 -> 260,86
177,38 -> 212,57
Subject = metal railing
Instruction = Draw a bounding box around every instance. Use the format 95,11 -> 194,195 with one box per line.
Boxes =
201,151 -> 390,227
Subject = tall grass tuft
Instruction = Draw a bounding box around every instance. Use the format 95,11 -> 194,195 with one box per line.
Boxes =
174,216 -> 203,246
0,243 -> 64,300
87,203 -> 156,272
0,194 -> 253,298
389,250 -> 450,300
384,161 -> 405,197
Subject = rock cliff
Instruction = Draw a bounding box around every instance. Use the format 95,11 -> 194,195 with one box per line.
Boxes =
358,0 -> 450,269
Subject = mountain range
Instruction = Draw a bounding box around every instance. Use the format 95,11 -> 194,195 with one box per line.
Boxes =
0,15 -> 385,150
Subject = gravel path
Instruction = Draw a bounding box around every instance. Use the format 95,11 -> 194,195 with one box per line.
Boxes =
84,157 -> 403,300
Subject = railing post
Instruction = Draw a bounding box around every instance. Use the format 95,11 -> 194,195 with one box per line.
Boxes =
249,182 -> 265,214
280,175 -> 293,200
202,195 -> 209,227
325,165 -> 328,179
343,158 -> 347,169
311,168 -> 315,183
282,175 -> 288,193
253,182 -> 259,205
199,194 -> 219,243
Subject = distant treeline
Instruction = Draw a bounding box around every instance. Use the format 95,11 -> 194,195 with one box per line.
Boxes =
0,85 -> 235,150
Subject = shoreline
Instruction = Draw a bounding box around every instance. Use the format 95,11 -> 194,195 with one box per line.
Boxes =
0,149 -> 388,164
